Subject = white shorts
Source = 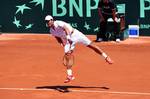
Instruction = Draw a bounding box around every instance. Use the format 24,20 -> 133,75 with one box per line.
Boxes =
64,29 -> 92,53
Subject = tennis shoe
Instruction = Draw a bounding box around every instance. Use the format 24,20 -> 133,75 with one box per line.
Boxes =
64,75 -> 75,83
116,38 -> 121,43
105,56 -> 113,64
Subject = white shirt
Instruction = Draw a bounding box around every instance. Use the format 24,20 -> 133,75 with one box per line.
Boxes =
49,20 -> 91,53
50,20 -> 73,39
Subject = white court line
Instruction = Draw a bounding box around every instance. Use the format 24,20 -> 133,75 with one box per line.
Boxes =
0,88 -> 150,95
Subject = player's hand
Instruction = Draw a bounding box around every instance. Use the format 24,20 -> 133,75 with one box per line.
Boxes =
113,17 -> 120,23
105,56 -> 113,64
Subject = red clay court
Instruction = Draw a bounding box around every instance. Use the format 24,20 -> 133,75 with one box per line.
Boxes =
0,34 -> 150,99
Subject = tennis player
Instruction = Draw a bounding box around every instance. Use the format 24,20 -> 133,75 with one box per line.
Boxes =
45,15 -> 113,83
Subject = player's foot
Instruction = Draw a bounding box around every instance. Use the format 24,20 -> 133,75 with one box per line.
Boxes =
64,75 -> 75,83
105,56 -> 113,64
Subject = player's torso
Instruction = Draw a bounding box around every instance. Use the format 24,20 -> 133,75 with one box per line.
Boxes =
50,20 -> 73,38
50,21 -> 66,38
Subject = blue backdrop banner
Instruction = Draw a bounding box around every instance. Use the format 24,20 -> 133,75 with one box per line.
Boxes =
0,0 -> 150,35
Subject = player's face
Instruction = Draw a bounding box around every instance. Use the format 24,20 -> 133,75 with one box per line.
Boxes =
46,19 -> 54,27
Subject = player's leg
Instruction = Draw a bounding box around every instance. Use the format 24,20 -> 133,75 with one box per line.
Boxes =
63,51 -> 75,83
72,29 -> 113,64
99,14 -> 109,41
63,51 -> 74,72
113,20 -> 120,42
63,43 -> 75,83
87,43 -> 113,64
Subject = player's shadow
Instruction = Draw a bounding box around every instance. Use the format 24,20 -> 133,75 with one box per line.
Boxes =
36,85 -> 109,93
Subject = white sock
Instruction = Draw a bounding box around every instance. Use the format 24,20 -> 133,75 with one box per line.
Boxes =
102,53 -> 107,59
67,69 -> 73,76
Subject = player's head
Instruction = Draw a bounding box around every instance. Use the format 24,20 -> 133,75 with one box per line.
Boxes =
45,15 -> 54,27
